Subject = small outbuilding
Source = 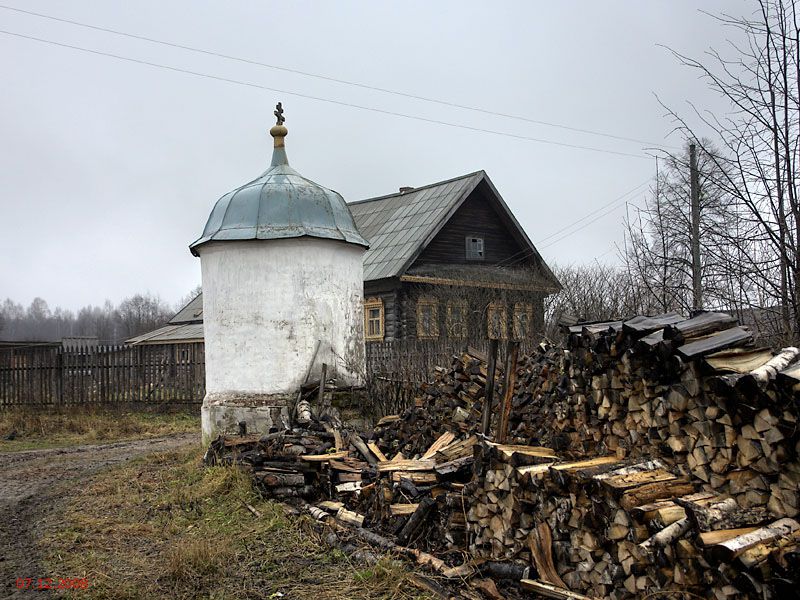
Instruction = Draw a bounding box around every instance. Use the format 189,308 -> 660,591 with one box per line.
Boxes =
190,105 -> 369,441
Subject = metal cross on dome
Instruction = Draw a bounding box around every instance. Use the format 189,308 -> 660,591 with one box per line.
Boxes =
274,102 -> 285,126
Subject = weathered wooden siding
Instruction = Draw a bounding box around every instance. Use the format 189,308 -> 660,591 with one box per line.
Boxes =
0,343 -> 205,406
414,184 -> 530,267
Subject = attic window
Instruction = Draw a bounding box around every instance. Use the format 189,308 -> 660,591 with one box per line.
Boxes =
466,236 -> 484,260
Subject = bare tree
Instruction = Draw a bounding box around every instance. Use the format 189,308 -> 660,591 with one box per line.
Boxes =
0,293 -> 174,343
623,141 -> 744,315
660,0 -> 800,344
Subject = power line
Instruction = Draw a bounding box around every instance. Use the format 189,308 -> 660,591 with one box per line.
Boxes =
539,191 -> 647,250
0,3 -> 679,151
491,180 -> 650,268
0,28 -> 652,159
536,179 -> 650,245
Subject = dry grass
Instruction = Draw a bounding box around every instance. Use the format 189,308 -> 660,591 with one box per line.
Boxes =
41,446 -> 434,600
0,407 -> 198,451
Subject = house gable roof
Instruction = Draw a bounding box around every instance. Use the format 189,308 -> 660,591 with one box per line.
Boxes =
349,171 -> 558,288
170,293 -> 203,325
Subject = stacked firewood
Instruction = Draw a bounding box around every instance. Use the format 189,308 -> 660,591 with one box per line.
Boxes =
467,441 -> 800,599
500,313 -> 800,523
205,310 -> 800,599
370,350 -> 496,458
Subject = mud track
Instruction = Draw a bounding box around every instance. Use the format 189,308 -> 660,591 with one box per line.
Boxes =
0,434 -> 197,598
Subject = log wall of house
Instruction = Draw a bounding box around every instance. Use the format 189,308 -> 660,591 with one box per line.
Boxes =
390,283 -> 545,342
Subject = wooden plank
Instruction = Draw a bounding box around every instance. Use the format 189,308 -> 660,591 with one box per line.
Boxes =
391,471 -> 438,484
376,459 -> 435,472
520,579 -> 599,600
390,503 -> 420,516
550,456 -> 621,472
705,347 -> 775,373
299,451 -> 350,462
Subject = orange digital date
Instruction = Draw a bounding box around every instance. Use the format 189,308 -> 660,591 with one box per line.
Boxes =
15,578 -> 89,590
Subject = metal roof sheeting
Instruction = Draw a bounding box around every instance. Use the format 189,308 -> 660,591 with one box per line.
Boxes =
190,146 -> 369,255
170,294 -> 203,324
349,172 -> 483,281
126,323 -> 205,345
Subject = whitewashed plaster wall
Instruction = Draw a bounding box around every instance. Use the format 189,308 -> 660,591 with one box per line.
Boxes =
199,237 -> 366,403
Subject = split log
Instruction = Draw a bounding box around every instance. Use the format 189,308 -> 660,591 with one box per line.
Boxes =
397,496 -> 436,545
528,522 -> 568,588
677,496 -> 771,531
367,441 -> 388,462
349,434 -> 377,466
421,432 -> 457,459
255,471 -> 306,487
707,518 -> 800,563
639,517 -> 691,551
750,347 -> 799,382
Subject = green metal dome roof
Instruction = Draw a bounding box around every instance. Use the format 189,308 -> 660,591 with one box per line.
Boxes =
190,114 -> 369,256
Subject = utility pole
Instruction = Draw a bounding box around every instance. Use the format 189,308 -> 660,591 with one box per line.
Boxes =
689,142 -> 702,312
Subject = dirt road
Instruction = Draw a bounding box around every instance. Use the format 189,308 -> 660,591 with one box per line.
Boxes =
0,434 -> 197,598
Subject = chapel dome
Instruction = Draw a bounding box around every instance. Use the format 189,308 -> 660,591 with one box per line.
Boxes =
190,106 -> 369,256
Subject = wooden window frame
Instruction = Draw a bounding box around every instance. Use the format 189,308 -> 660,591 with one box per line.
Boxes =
364,297 -> 385,342
416,297 -> 440,340
446,299 -> 469,339
465,236 -> 485,261
513,302 -> 534,340
487,301 -> 508,340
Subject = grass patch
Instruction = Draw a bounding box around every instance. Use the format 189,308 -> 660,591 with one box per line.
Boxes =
41,446 -> 433,600
0,407 -> 199,451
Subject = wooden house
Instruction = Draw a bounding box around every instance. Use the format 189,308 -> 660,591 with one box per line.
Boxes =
128,170 -> 559,345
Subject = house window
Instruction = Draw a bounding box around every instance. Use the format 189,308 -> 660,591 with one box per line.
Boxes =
487,301 -> 507,340
364,298 -> 384,341
446,299 -> 469,339
513,302 -> 534,340
465,236 -> 484,260
416,297 -> 439,339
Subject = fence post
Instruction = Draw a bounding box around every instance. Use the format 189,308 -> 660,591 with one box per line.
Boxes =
481,339 -> 499,437
497,340 -> 519,444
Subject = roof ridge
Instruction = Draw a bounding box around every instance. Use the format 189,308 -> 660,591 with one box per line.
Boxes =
347,170 -> 484,206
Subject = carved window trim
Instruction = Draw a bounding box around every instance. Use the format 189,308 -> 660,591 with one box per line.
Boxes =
416,297 -> 440,340
364,297 -> 384,341
446,299 -> 469,339
513,302 -> 534,340
487,301 -> 508,340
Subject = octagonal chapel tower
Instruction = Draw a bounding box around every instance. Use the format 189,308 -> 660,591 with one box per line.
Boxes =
190,104 -> 369,441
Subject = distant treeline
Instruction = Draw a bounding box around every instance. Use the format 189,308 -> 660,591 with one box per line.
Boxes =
0,288 -> 199,344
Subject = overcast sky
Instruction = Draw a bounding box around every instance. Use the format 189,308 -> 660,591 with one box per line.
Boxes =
0,0 -> 749,312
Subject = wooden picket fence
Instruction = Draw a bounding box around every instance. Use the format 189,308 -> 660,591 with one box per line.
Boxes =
0,343 -> 205,407
0,338 -> 537,409
363,338 -> 538,416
